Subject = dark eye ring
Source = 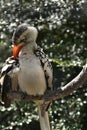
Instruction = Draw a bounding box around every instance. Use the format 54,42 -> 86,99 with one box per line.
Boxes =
20,38 -> 25,42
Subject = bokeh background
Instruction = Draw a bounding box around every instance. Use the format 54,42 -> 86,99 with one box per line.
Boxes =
0,0 -> 87,130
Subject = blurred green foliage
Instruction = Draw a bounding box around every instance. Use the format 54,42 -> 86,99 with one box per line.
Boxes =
0,0 -> 87,130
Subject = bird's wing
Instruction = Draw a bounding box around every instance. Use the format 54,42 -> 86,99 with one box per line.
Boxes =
0,56 -> 19,107
34,46 -> 53,90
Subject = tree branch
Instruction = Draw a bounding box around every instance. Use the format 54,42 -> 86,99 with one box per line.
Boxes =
8,64 -> 87,103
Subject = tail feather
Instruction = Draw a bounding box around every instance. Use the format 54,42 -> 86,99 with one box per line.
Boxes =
38,105 -> 50,130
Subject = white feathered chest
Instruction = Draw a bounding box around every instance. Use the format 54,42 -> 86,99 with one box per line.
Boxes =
18,50 -> 47,96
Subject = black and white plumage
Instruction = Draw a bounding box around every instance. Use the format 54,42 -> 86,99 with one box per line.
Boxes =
1,56 -> 19,77
0,56 -> 19,107
34,46 -> 53,90
0,23 -> 53,130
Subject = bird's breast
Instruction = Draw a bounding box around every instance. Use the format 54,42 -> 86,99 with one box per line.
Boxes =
18,55 -> 46,96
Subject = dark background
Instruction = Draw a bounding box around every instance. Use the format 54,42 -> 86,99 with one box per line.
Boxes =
0,0 -> 87,129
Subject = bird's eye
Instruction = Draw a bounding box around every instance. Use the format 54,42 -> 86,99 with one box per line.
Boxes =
20,37 -> 26,42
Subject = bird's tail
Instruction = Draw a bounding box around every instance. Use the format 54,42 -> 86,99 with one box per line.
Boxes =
38,105 -> 51,130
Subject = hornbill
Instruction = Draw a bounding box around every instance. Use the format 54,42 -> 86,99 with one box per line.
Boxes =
0,23 -> 53,130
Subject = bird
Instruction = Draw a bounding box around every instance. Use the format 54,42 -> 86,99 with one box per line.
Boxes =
0,23 -> 53,130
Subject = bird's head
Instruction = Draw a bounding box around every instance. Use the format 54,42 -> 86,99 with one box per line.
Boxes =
12,23 -> 38,59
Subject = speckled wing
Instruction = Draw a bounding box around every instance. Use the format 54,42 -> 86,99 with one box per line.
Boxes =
34,46 -> 53,90
0,56 -> 19,107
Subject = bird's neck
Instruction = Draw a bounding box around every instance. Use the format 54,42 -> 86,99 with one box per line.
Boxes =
19,42 -> 37,57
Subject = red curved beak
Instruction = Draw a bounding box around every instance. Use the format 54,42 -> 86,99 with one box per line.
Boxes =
13,43 -> 24,59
